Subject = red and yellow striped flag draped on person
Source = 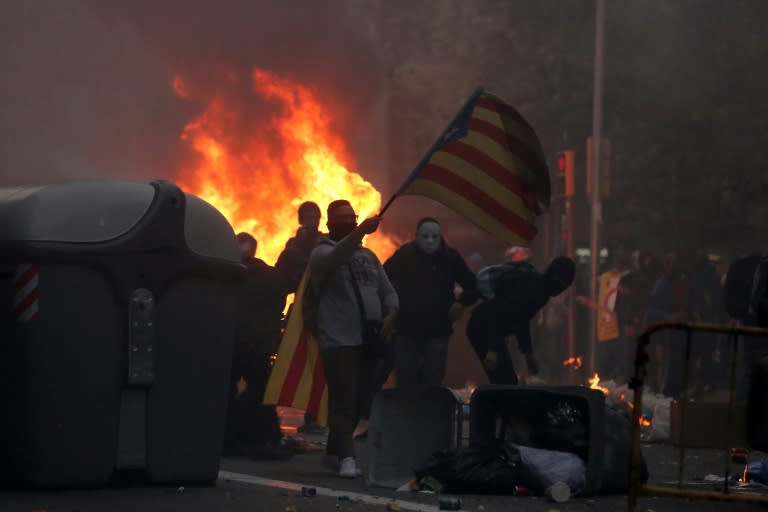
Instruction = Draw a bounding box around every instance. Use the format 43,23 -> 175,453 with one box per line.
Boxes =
263,269 -> 329,425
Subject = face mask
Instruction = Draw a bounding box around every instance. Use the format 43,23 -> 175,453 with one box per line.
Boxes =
328,222 -> 356,241
416,222 -> 441,254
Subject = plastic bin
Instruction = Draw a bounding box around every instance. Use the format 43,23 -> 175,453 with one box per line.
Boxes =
469,385 -> 628,496
367,386 -> 463,488
0,180 -> 243,487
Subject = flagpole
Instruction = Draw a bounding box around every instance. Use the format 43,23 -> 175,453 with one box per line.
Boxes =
379,86 -> 485,216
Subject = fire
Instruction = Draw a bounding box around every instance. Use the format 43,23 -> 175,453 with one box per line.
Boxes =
174,68 -> 398,264
639,417 -> 652,428
588,373 -> 609,394
562,356 -> 583,370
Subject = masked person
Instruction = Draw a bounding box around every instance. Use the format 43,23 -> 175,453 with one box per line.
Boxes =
307,200 -> 398,478
467,255 -> 575,385
223,233 -> 293,460
383,217 -> 478,388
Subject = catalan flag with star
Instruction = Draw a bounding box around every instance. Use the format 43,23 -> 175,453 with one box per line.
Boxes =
385,87 -> 550,246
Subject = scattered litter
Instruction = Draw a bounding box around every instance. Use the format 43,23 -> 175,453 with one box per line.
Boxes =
438,496 -> 461,510
545,481 -> 571,503
744,460 -> 768,484
385,499 -> 401,511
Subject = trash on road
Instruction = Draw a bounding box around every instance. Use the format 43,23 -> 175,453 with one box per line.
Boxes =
438,496 -> 462,510
544,481 -> 571,503
386,499 -> 401,511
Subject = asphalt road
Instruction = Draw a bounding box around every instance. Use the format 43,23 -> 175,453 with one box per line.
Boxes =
1,408 -> 766,511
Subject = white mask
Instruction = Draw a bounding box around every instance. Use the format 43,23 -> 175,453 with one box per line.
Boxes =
416,221 -> 441,254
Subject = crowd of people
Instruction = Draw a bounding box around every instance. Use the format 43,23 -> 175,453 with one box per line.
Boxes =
223,196 -> 768,480
591,248 -> 768,400
223,197 -> 575,478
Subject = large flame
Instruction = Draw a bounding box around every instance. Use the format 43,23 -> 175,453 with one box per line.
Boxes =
173,69 -> 398,264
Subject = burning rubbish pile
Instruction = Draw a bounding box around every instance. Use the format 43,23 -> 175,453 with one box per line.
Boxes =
586,372 -> 671,442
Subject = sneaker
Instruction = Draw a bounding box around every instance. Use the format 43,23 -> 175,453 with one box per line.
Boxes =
339,457 -> 361,478
322,454 -> 339,471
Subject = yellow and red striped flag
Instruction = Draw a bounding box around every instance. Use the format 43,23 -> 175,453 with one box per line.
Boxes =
263,270 -> 328,425
384,87 -> 550,246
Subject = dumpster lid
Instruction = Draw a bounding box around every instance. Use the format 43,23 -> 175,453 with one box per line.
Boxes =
0,182 -> 240,263
0,181 -> 155,243
183,193 -> 240,262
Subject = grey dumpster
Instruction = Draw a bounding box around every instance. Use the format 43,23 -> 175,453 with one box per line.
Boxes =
0,180 -> 243,487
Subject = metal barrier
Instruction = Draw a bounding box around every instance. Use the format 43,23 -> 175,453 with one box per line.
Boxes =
627,322 -> 768,510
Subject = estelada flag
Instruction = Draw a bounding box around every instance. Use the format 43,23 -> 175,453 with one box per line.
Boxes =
388,87 -> 550,247
263,270 -> 328,425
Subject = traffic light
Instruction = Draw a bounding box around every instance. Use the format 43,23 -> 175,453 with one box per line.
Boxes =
556,149 -> 575,198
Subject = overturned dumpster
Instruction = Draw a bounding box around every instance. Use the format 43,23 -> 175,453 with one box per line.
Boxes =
0,180 -> 243,487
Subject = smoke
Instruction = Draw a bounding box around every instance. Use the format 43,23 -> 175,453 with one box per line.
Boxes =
0,0 -> 383,186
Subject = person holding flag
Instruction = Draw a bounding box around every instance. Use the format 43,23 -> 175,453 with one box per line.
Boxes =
308,200 -> 398,478
266,86 -> 552,475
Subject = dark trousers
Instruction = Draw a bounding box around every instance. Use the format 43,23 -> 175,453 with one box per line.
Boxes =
394,334 -> 450,387
466,306 -> 520,385
223,352 -> 281,452
322,345 -> 375,459
361,342 -> 395,421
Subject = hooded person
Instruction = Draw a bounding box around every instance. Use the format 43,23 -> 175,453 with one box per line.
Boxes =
307,200 -> 398,478
276,201 -> 324,293
467,255 -> 576,385
382,217 -> 479,388
223,232 -> 292,460
275,201 -> 329,435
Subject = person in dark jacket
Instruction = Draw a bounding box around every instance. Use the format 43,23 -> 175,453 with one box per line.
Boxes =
276,201 -> 324,293
384,217 -> 479,388
467,256 -> 575,385
275,201 -> 327,434
223,232 -> 292,460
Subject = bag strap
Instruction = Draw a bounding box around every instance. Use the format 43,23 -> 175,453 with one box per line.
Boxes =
347,262 -> 368,325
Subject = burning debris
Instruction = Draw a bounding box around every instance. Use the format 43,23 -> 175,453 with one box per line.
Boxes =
588,373 -> 609,394
562,356 -> 583,370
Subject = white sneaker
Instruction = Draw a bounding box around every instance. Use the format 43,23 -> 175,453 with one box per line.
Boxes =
321,454 -> 339,471
338,457 -> 360,478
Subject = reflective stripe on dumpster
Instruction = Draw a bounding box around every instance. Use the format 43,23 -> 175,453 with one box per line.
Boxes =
12,264 -> 39,321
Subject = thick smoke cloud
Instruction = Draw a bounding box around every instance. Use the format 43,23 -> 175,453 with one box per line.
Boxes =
0,0 -> 383,185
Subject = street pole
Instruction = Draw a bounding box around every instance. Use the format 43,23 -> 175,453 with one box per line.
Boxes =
589,0 -> 606,377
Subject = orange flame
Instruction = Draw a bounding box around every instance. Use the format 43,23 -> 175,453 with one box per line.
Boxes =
639,417 -> 652,427
174,69 -> 398,264
562,356 -> 583,370
588,373 -> 609,394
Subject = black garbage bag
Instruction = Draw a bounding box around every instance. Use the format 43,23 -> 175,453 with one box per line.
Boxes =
414,442 -> 522,494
